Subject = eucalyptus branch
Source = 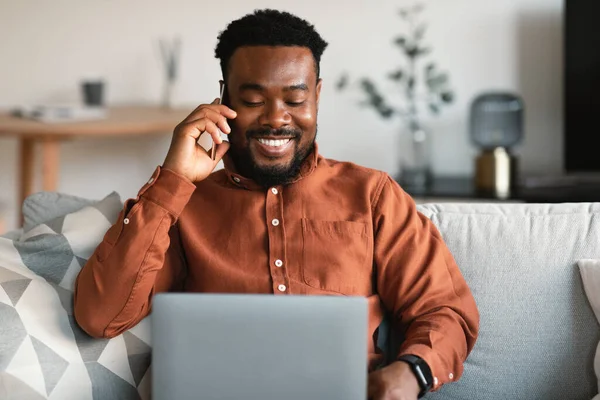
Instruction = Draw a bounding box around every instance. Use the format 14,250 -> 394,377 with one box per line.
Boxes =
336,1 -> 454,124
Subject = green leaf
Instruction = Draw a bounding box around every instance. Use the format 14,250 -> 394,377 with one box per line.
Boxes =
388,69 -> 404,81
407,77 -> 415,91
415,24 -> 427,41
413,3 -> 425,14
394,36 -> 407,48
437,73 -> 449,83
427,73 -> 449,90
406,46 -> 430,58
399,8 -> 409,19
336,73 -> 349,90
379,107 -> 395,118
416,47 -> 431,56
441,91 -> 454,103
425,63 -> 436,78
358,79 -> 395,119
360,78 -> 376,93
429,103 -> 440,114
359,79 -> 383,106
405,46 -> 418,58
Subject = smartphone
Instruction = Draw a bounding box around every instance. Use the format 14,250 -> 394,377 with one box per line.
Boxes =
211,81 -> 226,160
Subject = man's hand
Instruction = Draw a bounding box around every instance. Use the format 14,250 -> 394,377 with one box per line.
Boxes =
163,99 -> 237,182
368,361 -> 421,400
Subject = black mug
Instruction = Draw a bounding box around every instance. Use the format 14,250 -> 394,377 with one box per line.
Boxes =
81,80 -> 105,107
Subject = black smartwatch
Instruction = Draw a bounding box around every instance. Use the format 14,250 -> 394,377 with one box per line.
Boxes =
397,354 -> 433,398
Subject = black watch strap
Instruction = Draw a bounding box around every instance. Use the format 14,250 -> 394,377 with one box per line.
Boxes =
397,354 -> 433,398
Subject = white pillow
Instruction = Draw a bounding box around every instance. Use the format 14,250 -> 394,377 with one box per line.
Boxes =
578,259 -> 600,400
0,192 -> 152,400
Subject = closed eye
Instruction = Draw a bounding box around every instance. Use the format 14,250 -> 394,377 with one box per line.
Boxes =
242,101 -> 264,107
287,101 -> 305,107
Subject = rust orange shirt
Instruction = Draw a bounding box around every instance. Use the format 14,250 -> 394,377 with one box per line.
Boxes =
74,146 -> 479,391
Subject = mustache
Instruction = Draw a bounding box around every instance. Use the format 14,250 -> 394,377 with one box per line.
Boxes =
246,126 -> 301,140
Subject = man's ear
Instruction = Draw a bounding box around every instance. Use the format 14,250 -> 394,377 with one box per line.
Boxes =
316,78 -> 323,105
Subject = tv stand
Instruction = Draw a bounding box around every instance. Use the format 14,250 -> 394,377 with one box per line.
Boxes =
517,173 -> 600,203
401,175 -> 600,203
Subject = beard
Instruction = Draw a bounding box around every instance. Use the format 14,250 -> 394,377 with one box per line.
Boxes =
229,126 -> 316,188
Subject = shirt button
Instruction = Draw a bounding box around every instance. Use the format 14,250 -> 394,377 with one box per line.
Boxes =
233,176 -> 241,183
278,284 -> 286,292
271,188 -> 278,195
449,373 -> 454,380
123,218 -> 130,225
433,377 -> 439,386
271,219 -> 279,226
275,259 -> 283,267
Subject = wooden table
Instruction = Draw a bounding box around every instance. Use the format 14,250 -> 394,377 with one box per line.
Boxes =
0,105 -> 191,226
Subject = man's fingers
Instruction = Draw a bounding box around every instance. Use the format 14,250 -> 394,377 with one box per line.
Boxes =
217,104 -> 237,119
181,102 -> 237,124
187,108 -> 231,134
181,103 -> 205,124
200,120 -> 222,145
215,114 -> 231,134
178,114 -> 227,143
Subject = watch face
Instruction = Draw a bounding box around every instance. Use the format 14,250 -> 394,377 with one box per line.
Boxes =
413,364 -> 429,386
398,355 -> 433,392
470,92 -> 524,149
415,360 -> 433,388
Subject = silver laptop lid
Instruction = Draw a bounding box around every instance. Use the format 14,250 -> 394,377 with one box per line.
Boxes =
151,293 -> 368,400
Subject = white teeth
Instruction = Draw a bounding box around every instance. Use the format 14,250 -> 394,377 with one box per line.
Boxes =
257,138 -> 290,147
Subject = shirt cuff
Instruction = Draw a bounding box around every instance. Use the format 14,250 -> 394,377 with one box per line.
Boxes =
138,166 -> 196,218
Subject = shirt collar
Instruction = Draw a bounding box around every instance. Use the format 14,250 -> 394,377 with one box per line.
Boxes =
222,142 -> 320,190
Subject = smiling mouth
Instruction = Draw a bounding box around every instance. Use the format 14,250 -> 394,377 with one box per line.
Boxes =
256,138 -> 292,147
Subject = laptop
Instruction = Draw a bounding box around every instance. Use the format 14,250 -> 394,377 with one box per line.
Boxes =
151,293 -> 368,400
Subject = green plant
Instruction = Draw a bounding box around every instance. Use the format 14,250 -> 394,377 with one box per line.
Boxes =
336,2 -> 454,125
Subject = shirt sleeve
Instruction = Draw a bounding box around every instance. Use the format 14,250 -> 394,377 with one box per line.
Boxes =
73,166 -> 196,338
372,175 -> 479,391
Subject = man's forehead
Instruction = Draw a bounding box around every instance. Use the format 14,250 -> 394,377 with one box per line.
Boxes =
228,46 -> 316,86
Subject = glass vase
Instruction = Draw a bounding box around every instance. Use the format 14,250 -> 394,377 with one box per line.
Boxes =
398,120 -> 432,192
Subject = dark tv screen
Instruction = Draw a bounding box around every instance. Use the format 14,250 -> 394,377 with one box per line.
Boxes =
565,0 -> 600,173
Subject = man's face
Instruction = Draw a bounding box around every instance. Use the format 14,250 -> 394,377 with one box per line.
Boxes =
225,46 -> 322,187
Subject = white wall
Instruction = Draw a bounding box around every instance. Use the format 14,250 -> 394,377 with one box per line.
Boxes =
0,0 -> 563,230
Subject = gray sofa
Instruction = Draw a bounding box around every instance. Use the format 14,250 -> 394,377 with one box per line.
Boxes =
414,202 -> 600,400
1,194 -> 599,399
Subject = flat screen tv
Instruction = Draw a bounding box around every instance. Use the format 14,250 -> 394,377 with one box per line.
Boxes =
564,0 -> 600,174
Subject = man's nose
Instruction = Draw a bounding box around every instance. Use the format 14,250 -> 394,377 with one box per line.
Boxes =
259,100 -> 292,129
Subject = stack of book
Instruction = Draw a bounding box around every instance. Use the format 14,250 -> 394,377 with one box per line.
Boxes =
10,104 -> 107,123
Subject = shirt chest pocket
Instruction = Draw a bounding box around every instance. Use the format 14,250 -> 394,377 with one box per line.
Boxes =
301,218 -> 371,296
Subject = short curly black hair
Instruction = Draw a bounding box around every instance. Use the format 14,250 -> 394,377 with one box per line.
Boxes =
215,9 -> 328,81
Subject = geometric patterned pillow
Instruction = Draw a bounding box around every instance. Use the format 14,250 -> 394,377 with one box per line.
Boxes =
21,191 -> 99,233
0,192 -> 151,400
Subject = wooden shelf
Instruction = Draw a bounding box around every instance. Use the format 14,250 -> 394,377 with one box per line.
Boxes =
0,104 -> 193,227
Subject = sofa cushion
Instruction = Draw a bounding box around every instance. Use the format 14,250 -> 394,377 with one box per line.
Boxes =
0,192 -> 151,400
416,202 -> 600,400
578,259 -> 600,400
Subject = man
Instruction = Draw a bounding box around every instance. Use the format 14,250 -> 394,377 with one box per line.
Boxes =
74,9 -> 479,400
